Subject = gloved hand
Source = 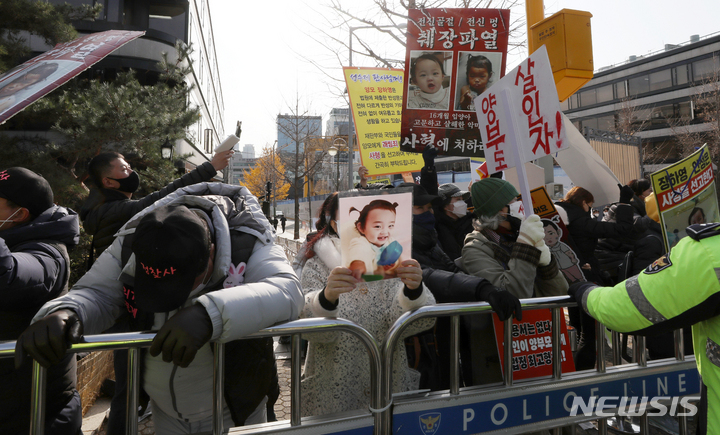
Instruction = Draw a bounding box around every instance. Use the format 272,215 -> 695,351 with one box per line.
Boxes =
567,281 -> 597,304
619,184 -> 635,204
537,243 -> 552,266
149,304 -> 213,368
15,309 -> 83,369
422,146 -> 438,169
516,214 -> 545,246
481,287 -> 522,321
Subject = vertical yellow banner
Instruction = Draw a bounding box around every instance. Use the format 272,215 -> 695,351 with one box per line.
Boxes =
344,67 -> 423,177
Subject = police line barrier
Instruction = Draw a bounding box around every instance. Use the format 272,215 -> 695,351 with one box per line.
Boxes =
0,297 -> 700,435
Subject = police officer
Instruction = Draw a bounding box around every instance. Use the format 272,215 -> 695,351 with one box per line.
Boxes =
569,223 -> 720,434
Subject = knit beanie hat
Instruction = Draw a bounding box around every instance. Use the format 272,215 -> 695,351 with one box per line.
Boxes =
470,178 -> 519,218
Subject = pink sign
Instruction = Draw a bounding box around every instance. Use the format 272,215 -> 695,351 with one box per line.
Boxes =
0,30 -> 145,124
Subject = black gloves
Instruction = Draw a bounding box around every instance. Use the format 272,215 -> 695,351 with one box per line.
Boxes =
567,281 -> 597,305
422,146 -> 438,169
149,304 -> 213,368
619,184 -> 635,204
477,285 -> 522,321
15,309 -> 83,369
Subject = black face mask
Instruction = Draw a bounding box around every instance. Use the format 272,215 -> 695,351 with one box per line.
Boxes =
108,171 -> 140,193
505,214 -> 522,232
413,211 -> 436,232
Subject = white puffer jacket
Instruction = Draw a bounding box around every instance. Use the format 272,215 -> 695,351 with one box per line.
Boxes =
34,183 -> 303,423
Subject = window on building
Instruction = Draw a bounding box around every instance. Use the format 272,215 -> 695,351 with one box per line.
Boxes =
597,114 -> 615,130
692,56 -> 720,82
148,3 -> 188,41
581,118 -> 598,130
560,98 -> 570,111
596,84 -> 614,103
674,64 -> 689,86
677,101 -> 692,122
614,81 -> 627,99
648,69 -> 672,91
579,88 -> 596,106
628,75 -> 650,95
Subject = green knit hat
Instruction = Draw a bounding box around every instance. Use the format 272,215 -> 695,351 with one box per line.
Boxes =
471,178 -> 519,218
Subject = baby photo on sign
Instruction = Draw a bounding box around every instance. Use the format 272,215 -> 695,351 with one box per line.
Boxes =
339,188 -> 413,281
406,50 -> 453,110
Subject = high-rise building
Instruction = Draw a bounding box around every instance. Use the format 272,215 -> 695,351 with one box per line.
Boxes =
276,114 -> 322,155
23,0 -> 228,174
242,144 -> 256,159
325,107 -> 349,137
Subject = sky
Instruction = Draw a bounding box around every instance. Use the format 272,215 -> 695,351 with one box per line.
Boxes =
211,1 -> 720,154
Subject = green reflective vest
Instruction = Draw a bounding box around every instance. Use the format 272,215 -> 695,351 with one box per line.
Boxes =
582,232 -> 720,434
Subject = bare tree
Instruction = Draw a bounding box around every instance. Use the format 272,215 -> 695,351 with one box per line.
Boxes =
276,97 -> 334,239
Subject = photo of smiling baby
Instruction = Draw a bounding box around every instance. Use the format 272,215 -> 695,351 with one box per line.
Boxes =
406,51 -> 453,110
339,189 -> 413,282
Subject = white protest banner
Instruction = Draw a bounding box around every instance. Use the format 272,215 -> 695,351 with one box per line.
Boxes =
553,113 -> 621,206
474,45 -> 567,215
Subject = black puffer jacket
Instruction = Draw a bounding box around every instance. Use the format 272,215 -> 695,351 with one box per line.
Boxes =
412,222 -> 459,272
555,201 -> 634,284
80,161 -> 217,258
0,205 -> 80,435
435,210 -> 474,261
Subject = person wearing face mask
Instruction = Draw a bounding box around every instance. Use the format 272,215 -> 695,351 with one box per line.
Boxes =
16,183 -> 303,434
80,150 -> 232,434
555,185 -> 635,370
461,177 -> 567,384
0,167 -> 82,435
81,149 -> 233,263
435,183 -> 474,261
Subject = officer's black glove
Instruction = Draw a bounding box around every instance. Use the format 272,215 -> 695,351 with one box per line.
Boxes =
422,146 -> 439,169
149,304 -> 213,368
15,309 -> 83,369
568,281 -> 597,305
477,285 -> 522,321
619,184 -> 635,204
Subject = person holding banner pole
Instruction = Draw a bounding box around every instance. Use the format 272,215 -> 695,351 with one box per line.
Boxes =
461,177 -> 567,384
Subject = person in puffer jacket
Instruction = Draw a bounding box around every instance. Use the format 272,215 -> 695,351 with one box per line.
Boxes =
0,167 -> 81,435
16,183 -> 303,434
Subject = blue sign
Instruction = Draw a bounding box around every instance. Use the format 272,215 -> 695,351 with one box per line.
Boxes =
393,368 -> 700,434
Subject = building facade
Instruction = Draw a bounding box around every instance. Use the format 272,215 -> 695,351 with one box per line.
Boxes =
276,114 -> 322,155
227,145 -> 255,186
325,107 -> 349,137
563,32 -> 720,172
34,0 -> 228,174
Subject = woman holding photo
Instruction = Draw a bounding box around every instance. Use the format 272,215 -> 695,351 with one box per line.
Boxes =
298,192 -> 436,417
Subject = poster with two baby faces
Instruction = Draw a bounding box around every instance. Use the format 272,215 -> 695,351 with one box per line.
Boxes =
400,8 -> 510,158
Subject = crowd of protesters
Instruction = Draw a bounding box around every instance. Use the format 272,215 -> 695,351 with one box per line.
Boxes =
1,143 -> 702,434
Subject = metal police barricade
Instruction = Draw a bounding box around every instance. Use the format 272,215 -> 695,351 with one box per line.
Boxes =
380,296 -> 700,435
0,317 -> 383,435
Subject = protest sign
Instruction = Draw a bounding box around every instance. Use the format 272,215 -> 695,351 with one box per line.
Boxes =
650,144 -> 719,250
474,46 -> 567,216
400,8 -> 510,158
338,188 -> 413,282
493,309 -> 575,380
0,30 -> 144,124
344,67 -> 423,177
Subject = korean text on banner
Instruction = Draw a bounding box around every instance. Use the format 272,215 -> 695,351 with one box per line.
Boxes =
0,30 -> 145,124
400,8 -> 510,158
344,67 -> 423,177
650,144 -> 719,250
474,45 -> 567,174
493,309 -> 575,380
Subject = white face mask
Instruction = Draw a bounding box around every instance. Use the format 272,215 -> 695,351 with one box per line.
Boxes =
0,208 -> 21,231
451,200 -> 468,218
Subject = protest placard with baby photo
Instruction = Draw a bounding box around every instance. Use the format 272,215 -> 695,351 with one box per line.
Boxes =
338,188 -> 413,282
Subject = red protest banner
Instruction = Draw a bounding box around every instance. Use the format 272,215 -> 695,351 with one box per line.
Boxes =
493,309 -> 576,380
400,8 -> 510,158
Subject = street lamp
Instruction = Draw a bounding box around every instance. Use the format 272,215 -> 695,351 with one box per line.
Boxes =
331,137 -> 347,191
160,137 -> 173,160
